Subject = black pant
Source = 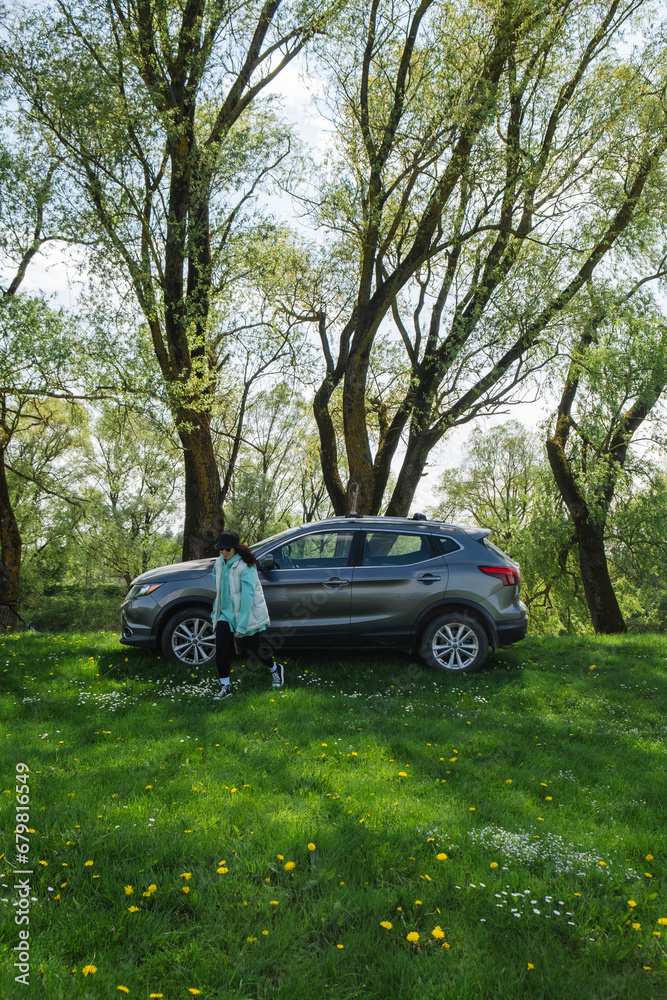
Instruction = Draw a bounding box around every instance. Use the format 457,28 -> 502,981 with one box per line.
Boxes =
215,621 -> 273,680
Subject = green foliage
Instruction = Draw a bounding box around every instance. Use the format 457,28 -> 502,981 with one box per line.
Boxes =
430,421 -> 591,635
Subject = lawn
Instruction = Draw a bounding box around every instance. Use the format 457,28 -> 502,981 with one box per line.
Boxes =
0,629 -> 666,999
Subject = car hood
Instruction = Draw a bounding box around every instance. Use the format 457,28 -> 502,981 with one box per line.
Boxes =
131,559 -> 216,585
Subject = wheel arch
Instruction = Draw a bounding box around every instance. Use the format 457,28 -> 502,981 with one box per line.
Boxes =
412,600 -> 498,652
154,598 -> 214,648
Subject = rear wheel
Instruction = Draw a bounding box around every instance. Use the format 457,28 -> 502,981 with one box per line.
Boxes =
161,608 -> 215,666
419,613 -> 488,673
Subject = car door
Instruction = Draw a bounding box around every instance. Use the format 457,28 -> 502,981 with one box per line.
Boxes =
259,529 -> 356,646
349,530 -> 449,646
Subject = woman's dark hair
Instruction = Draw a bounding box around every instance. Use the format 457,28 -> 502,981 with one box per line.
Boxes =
236,541 -> 258,567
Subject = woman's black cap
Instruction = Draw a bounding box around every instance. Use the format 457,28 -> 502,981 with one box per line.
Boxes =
214,530 -> 240,551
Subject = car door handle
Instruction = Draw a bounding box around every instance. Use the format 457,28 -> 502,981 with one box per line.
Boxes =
417,574 -> 441,584
323,577 -> 349,589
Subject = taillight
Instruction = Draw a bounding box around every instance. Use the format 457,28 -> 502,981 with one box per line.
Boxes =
478,565 -> 521,586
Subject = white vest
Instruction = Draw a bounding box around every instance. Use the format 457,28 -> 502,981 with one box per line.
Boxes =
214,558 -> 270,633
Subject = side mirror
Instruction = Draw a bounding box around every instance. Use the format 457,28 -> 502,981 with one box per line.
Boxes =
257,555 -> 275,572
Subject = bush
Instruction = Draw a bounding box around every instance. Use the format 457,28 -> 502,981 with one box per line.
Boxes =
20,584 -> 125,632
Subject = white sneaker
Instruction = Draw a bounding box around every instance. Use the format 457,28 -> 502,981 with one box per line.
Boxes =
271,662 -> 285,688
213,685 -> 232,700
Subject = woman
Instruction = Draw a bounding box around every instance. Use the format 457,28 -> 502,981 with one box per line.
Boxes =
211,529 -> 284,699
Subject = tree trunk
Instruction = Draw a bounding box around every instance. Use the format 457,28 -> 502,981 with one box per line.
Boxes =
546,434 -> 626,634
0,448 -> 21,629
573,515 -> 627,633
179,415 -> 223,561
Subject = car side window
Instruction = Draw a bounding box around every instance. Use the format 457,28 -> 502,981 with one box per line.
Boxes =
271,531 -> 354,569
433,535 -> 462,555
361,531 -> 434,566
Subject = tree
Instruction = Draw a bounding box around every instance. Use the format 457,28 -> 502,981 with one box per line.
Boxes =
305,0 -> 667,516
432,420 -> 542,549
78,403 -> 182,585
0,295 -> 83,625
546,284 -> 667,633
4,0 -> 345,560
430,420 -> 590,634
218,383 -> 332,540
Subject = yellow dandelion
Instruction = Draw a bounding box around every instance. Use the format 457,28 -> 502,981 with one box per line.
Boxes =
262,930 -> 269,936
180,873 -> 192,879
182,886 -> 190,894
431,926 -> 445,939
632,922 -> 641,930
505,779 -> 512,784
82,965 -> 97,976
118,989 -> 129,995
84,861 -> 94,867
247,936 -> 257,943
469,807 -> 475,812
598,861 -> 607,867
380,921 -> 392,930
38,860 -> 48,867
217,867 -> 229,874
336,944 -> 344,950
490,862 -> 498,868
628,900 -> 637,908
145,785 -> 152,789
128,906 -> 139,912
646,854 -> 654,861
270,900 -> 279,905
658,918 -> 667,925
645,873 -> 653,877
149,995 -> 163,998
284,861 -> 295,870
406,931 -> 419,943
124,886 -> 133,895
545,796 -> 552,801
398,771 -> 408,777
527,963 -> 534,970
436,853 -> 447,860
307,843 -> 316,851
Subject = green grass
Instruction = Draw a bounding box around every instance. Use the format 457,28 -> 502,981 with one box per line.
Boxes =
0,630 -> 666,999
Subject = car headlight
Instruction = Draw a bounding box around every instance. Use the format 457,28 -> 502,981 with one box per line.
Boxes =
127,583 -> 163,600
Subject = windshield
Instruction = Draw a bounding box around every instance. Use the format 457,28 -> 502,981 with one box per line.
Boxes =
249,525 -> 301,552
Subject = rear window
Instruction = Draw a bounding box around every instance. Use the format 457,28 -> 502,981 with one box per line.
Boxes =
480,537 -> 510,559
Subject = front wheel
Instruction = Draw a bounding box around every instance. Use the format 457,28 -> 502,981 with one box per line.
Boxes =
161,608 -> 216,666
419,613 -> 489,673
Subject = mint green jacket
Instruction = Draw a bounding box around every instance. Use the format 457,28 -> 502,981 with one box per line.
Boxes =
211,553 -> 270,635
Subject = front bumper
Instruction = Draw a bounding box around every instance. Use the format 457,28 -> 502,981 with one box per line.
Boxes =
120,596 -> 158,650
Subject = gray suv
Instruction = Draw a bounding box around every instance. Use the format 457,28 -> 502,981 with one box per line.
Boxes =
120,515 -> 527,674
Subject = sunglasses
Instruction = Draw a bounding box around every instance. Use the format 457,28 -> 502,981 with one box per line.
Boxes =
220,546 -> 234,551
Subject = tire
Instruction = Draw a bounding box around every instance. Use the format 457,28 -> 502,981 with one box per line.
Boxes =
419,612 -> 489,673
161,608 -> 216,666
